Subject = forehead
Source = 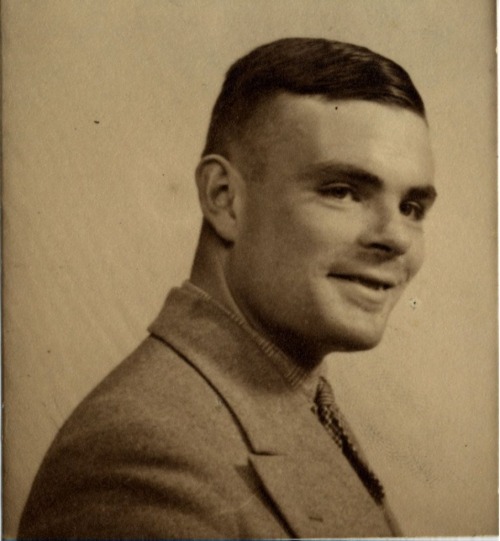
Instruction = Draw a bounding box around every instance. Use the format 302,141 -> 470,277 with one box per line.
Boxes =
250,95 -> 434,186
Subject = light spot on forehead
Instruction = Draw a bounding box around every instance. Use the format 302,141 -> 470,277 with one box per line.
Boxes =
229,94 -> 433,186
260,95 -> 434,184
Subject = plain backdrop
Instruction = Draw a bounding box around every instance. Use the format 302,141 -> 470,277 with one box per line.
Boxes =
3,0 -> 497,537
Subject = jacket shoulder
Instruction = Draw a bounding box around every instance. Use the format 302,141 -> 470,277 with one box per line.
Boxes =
18,337 -> 257,539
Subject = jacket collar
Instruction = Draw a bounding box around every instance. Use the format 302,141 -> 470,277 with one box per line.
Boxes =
149,284 -> 397,537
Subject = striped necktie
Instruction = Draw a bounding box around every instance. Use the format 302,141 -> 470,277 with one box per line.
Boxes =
313,376 -> 385,505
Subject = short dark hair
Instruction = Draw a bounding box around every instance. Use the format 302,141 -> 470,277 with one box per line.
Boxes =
202,37 -> 425,158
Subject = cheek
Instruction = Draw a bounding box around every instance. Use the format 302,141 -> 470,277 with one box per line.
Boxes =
404,236 -> 425,281
233,219 -> 316,296
281,208 -> 359,261
276,203 -> 335,243
240,197 -> 360,278
268,217 -> 332,275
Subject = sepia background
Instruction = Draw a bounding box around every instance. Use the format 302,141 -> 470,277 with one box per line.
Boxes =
3,0 -> 497,536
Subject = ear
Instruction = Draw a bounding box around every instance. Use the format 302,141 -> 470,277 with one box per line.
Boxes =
195,154 -> 243,243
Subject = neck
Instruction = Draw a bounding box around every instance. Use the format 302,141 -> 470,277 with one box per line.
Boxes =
190,221 -> 326,370
190,221 -> 248,323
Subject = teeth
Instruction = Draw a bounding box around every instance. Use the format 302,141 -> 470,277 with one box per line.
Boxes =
341,276 -> 388,290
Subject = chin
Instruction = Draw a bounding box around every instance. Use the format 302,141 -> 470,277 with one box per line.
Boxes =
337,338 -> 381,352
322,325 -> 385,353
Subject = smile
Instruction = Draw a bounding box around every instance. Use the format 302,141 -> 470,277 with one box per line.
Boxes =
329,274 -> 395,291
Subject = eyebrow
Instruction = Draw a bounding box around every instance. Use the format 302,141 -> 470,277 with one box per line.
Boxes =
405,185 -> 438,203
302,161 -> 438,202
303,162 -> 382,187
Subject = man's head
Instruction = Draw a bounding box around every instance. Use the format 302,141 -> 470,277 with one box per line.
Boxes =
192,38 -> 436,362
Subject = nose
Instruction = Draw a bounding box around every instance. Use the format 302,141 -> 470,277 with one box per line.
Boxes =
358,203 -> 413,256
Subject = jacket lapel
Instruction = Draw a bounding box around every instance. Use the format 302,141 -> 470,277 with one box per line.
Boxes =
149,286 -> 395,538
250,454 -> 394,538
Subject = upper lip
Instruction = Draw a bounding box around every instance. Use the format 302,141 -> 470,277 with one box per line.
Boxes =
328,272 -> 399,290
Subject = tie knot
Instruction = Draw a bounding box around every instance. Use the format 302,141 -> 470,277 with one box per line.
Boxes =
314,376 -> 345,428
314,376 -> 336,408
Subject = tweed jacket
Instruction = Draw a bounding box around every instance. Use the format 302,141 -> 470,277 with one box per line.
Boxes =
19,284 -> 399,539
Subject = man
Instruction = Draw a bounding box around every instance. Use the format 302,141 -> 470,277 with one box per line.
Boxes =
19,38 -> 436,538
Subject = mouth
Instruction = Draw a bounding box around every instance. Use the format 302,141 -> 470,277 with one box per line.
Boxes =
329,274 -> 395,291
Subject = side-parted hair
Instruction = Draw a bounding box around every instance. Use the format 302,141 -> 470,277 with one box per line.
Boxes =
202,37 -> 425,159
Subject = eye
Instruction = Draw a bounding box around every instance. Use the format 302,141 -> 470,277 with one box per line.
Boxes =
320,184 -> 358,201
400,200 -> 425,221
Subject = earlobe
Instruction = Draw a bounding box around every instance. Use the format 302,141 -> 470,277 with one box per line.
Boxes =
195,154 -> 241,243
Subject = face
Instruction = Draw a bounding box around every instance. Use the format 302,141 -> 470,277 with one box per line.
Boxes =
226,95 -> 435,361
